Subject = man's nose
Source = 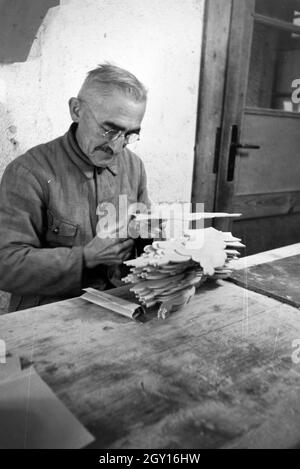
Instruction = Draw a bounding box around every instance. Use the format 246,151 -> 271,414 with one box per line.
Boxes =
107,135 -> 126,154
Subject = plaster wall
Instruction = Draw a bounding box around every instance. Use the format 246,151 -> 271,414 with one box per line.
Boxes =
0,0 -> 204,202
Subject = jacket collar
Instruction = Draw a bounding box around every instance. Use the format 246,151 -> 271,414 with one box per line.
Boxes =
63,123 -> 119,178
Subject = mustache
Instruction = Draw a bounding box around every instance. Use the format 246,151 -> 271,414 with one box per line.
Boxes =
94,145 -> 114,155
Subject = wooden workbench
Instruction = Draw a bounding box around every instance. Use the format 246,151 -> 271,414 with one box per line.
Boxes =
1,273 -> 300,449
230,242 -> 300,308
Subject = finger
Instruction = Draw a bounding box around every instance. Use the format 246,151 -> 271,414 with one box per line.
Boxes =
118,246 -> 134,261
122,250 -> 133,261
118,240 -> 135,258
120,238 -> 135,250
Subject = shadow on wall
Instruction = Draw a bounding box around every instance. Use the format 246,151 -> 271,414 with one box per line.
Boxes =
0,291 -> 10,315
0,0 -> 59,63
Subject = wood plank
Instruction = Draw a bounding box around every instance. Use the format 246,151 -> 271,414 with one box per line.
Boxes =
1,281 -> 300,448
232,191 -> 300,219
229,254 -> 300,309
232,242 -> 300,269
232,213 -> 300,255
191,0 -> 232,214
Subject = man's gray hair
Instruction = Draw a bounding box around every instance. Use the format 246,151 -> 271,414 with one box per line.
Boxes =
78,63 -> 147,102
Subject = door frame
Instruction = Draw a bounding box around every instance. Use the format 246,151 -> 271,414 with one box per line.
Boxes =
192,0 -> 300,234
213,0 -> 255,231
191,0 -> 232,217
192,0 -> 255,231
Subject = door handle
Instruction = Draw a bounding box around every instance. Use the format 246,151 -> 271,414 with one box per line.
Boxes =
227,125 -> 260,181
227,125 -> 238,182
236,142 -> 260,157
236,143 -> 260,149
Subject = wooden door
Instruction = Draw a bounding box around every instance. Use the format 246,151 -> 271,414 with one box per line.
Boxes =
194,0 -> 300,255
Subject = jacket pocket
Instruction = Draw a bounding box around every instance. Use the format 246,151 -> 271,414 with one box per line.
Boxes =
45,209 -> 78,247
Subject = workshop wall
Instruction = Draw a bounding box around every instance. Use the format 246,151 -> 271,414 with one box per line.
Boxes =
0,0 -> 204,203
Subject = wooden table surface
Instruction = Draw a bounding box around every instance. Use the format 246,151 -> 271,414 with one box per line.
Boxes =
230,243 -> 300,309
1,276 -> 300,449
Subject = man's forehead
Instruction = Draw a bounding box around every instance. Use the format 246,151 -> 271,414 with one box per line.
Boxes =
90,89 -> 146,122
92,88 -> 144,107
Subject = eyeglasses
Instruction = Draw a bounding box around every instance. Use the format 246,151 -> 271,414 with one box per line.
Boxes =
80,99 -> 140,145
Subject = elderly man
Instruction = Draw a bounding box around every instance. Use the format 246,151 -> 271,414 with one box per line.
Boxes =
0,64 -> 151,312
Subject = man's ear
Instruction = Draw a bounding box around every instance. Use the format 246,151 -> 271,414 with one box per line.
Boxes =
69,97 -> 81,122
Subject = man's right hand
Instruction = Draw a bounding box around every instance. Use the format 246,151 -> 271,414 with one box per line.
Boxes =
83,236 -> 135,269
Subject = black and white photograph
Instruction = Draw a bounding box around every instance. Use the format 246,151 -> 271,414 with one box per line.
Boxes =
0,0 -> 300,454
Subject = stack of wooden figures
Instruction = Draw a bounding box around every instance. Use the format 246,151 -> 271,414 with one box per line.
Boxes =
123,227 -> 245,318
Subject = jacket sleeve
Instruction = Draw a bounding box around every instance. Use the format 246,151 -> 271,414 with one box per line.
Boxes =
138,159 -> 152,208
0,161 -> 84,297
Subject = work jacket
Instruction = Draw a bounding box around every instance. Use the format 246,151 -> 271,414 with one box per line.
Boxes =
0,123 -> 150,312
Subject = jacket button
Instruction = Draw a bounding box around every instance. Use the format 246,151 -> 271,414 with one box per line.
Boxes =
53,227 -> 59,234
